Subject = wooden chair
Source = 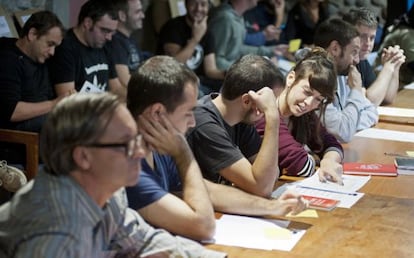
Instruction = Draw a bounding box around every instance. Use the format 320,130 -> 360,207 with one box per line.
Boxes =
0,129 -> 39,180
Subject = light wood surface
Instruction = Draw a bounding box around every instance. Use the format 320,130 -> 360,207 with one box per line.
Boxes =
379,89 -> 414,124
207,195 -> 414,257
205,89 -> 414,257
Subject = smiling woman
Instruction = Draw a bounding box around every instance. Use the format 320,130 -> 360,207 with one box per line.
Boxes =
255,47 -> 344,184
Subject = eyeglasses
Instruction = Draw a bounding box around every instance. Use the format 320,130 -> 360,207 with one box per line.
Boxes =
85,134 -> 143,158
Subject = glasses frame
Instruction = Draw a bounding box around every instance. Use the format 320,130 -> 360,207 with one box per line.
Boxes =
85,134 -> 142,158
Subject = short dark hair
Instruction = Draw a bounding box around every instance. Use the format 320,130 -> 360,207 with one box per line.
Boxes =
314,18 -> 359,49
127,55 -> 199,117
41,93 -> 121,176
20,10 -> 65,38
77,0 -> 119,26
221,55 -> 282,100
343,7 -> 378,29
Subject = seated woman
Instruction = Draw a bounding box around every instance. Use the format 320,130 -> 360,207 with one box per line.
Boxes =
256,47 -> 344,184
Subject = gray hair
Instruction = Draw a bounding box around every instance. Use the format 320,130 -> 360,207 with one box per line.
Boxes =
40,93 -> 121,176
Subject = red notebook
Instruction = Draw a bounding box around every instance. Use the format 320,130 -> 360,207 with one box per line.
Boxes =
302,195 -> 340,211
343,162 -> 397,176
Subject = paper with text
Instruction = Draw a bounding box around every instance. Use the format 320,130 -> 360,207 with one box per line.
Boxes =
213,214 -> 306,251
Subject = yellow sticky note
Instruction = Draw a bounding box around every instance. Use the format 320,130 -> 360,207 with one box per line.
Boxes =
289,39 -> 301,52
263,227 -> 292,240
406,151 -> 414,157
286,209 -> 318,218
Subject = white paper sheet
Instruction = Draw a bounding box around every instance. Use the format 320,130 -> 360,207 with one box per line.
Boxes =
404,82 -> 414,90
213,214 -> 306,251
377,106 -> 414,117
295,172 -> 370,193
355,128 -> 414,143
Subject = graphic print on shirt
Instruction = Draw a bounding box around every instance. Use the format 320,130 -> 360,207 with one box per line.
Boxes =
80,63 -> 108,93
186,43 -> 204,70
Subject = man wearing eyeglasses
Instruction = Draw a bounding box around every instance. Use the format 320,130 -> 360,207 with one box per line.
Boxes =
48,0 -> 125,99
0,92 -> 226,257
125,55 -> 308,242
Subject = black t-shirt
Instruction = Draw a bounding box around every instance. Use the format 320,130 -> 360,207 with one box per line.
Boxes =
356,59 -> 376,89
49,29 -> 117,93
186,94 -> 262,184
157,15 -> 215,77
0,37 -> 51,132
109,31 -> 142,73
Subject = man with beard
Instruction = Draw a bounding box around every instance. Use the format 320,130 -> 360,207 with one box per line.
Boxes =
186,54 -> 281,198
49,0 -> 124,99
157,0 -> 226,95
314,18 -> 379,143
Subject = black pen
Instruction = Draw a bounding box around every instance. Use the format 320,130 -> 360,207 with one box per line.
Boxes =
384,152 -> 410,157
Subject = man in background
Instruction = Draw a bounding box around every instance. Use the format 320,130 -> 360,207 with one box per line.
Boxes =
343,7 -> 405,105
49,0 -> 125,99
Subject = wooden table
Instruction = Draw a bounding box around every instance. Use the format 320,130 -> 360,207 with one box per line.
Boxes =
207,195 -> 414,257
206,104 -> 414,256
379,89 -> 414,124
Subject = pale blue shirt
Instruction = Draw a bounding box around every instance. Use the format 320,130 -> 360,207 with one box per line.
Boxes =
0,169 -> 226,258
320,76 -> 379,143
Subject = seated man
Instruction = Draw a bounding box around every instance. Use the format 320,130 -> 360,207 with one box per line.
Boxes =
0,92 -> 226,257
186,55 -> 281,197
110,0 -> 151,87
0,11 -> 66,186
49,0 -> 125,99
126,56 -> 308,241
157,0 -> 225,95
208,0 -> 287,71
314,18 -> 379,143
343,7 -> 406,105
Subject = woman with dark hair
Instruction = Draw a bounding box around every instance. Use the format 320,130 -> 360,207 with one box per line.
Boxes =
256,47 -> 344,184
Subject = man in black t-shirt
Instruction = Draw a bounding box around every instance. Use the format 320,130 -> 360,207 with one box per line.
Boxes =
0,11 -> 65,163
49,0 -> 125,99
109,0 -> 151,87
186,55 -> 281,198
157,0 -> 226,95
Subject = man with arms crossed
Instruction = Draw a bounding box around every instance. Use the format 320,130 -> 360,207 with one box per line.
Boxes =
0,92 -> 226,257
126,55 -> 307,241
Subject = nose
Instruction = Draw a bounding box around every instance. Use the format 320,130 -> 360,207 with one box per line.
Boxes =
304,96 -> 313,106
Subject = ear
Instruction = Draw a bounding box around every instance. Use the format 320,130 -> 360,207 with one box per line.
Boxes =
72,146 -> 92,171
285,71 -> 295,88
142,103 -> 166,121
327,40 -> 341,58
27,28 -> 38,41
83,17 -> 94,30
118,10 -> 127,23
241,93 -> 251,108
